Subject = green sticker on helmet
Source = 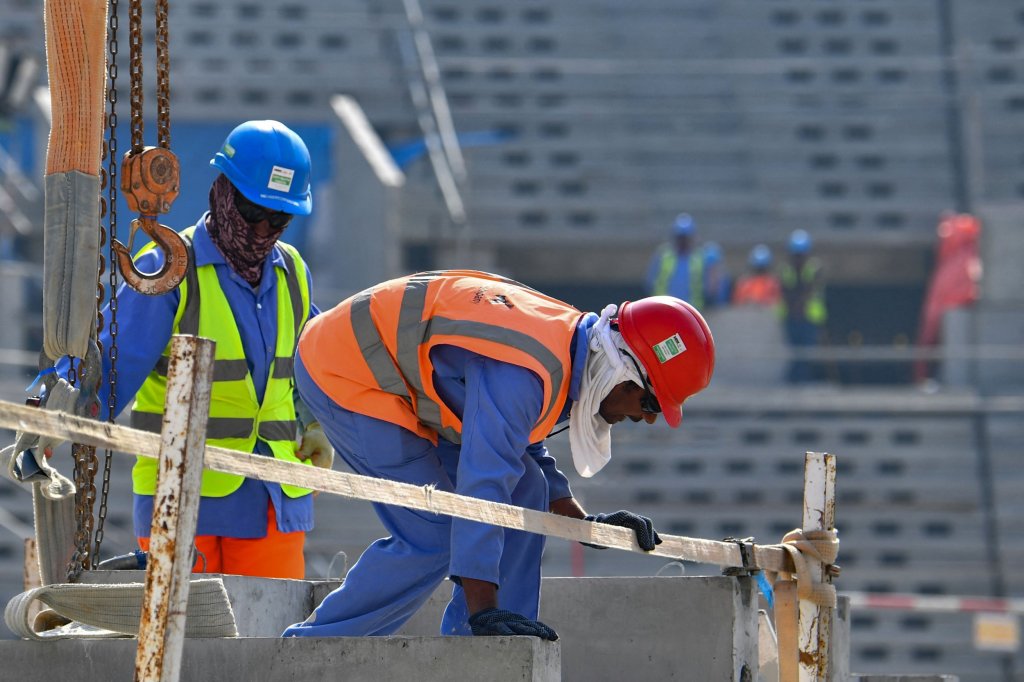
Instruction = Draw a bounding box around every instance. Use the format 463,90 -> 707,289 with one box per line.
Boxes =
268,165 -> 295,192
223,143 -> 235,158
652,333 -> 687,363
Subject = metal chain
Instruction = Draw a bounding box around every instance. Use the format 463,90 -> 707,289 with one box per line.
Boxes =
93,0 -> 122,567
127,0 -> 144,153
155,0 -> 171,149
68,443 -> 99,581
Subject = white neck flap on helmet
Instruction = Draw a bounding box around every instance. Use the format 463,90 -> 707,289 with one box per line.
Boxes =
569,303 -> 645,478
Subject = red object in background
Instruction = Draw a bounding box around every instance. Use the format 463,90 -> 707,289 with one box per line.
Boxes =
914,213 -> 982,383
732,274 -> 782,307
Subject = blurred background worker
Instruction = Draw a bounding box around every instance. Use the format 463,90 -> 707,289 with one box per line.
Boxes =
779,229 -> 827,384
914,213 -> 983,385
700,241 -> 732,311
733,244 -> 781,307
283,271 -> 715,640
646,213 -> 705,308
63,120 -> 329,578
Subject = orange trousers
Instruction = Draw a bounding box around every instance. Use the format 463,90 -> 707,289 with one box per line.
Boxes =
138,503 -> 305,579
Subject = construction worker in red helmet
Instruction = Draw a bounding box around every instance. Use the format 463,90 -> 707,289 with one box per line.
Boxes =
284,270 -> 715,641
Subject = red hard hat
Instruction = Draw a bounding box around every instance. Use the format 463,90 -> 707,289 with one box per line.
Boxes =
617,296 -> 715,428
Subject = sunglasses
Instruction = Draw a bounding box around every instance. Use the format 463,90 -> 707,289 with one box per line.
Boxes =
234,190 -> 294,229
620,350 -> 662,414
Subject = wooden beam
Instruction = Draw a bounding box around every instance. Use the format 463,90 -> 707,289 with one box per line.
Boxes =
0,396 -> 796,573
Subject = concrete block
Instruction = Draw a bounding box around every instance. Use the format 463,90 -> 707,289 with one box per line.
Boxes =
978,203 -> 1024,305
700,307 -> 786,387
851,676 -> 959,682
758,610 -> 779,682
0,636 -> 560,682
830,595 -> 851,682
323,95 -> 405,296
942,304 -> 1024,390
400,576 -> 759,682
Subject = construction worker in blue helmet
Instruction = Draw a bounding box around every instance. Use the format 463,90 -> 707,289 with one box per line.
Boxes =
647,213 -> 708,309
779,229 -> 827,383
733,244 -> 781,307
61,120 -> 328,579
700,241 -> 732,310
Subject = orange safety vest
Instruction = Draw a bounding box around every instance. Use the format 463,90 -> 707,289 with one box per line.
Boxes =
299,270 -> 584,445
732,274 -> 782,306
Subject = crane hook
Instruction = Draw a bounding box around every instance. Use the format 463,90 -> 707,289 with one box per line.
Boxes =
111,216 -> 190,295
113,147 -> 189,295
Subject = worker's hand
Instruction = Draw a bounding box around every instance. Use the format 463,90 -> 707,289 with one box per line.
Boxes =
297,422 -> 334,469
468,607 -> 558,641
584,510 -> 662,551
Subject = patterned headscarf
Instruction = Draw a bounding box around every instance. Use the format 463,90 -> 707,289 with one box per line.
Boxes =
206,174 -> 286,287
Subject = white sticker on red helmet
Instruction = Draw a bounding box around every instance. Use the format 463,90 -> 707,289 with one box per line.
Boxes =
268,166 -> 295,192
652,333 -> 687,363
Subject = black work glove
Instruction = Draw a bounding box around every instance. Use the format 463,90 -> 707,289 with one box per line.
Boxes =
468,608 -> 559,641
583,510 -> 663,551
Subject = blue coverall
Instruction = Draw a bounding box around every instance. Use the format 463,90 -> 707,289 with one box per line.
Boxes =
282,313 -> 596,637
69,216 -> 318,539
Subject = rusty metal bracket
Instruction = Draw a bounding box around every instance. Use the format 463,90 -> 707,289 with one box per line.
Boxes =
721,536 -> 760,577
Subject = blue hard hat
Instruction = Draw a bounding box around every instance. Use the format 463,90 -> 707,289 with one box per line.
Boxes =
788,229 -> 812,254
703,241 -> 722,265
673,213 -> 695,236
210,120 -> 312,215
749,244 -> 772,268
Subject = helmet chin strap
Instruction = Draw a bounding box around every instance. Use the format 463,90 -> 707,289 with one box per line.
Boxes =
568,304 -> 643,478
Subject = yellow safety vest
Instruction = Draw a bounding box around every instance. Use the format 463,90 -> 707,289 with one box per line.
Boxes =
652,246 -> 704,310
778,257 -> 827,325
130,226 -> 312,498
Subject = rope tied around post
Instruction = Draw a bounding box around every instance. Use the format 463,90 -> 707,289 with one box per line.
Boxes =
774,528 -> 840,607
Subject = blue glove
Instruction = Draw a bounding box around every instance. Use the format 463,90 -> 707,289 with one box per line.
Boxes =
468,608 -> 559,640
584,510 -> 663,551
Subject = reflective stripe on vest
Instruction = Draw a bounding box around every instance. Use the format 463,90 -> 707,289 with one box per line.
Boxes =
300,270 -> 582,445
653,246 -> 704,309
130,226 -> 312,498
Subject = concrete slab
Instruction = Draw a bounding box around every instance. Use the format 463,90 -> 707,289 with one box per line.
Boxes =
851,676 -> 959,682
0,636 -> 560,682
831,595 -> 851,682
399,575 -> 759,682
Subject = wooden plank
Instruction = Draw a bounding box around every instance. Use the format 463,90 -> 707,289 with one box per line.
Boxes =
0,396 -> 795,573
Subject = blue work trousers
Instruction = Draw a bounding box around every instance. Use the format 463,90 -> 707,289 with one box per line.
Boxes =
282,352 -> 549,637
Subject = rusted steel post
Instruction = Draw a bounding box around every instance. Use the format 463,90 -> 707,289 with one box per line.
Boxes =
798,452 -> 836,682
134,336 -> 215,682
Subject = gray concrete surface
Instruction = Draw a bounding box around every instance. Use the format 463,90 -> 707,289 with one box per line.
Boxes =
12,562 -> 929,681
831,596 -> 851,682
852,676 -> 959,682
0,636 -> 560,681
398,575 -> 759,682
701,307 -> 787,387
55,574 -> 763,680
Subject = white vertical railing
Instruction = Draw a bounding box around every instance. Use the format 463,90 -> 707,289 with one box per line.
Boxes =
134,335 -> 215,682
